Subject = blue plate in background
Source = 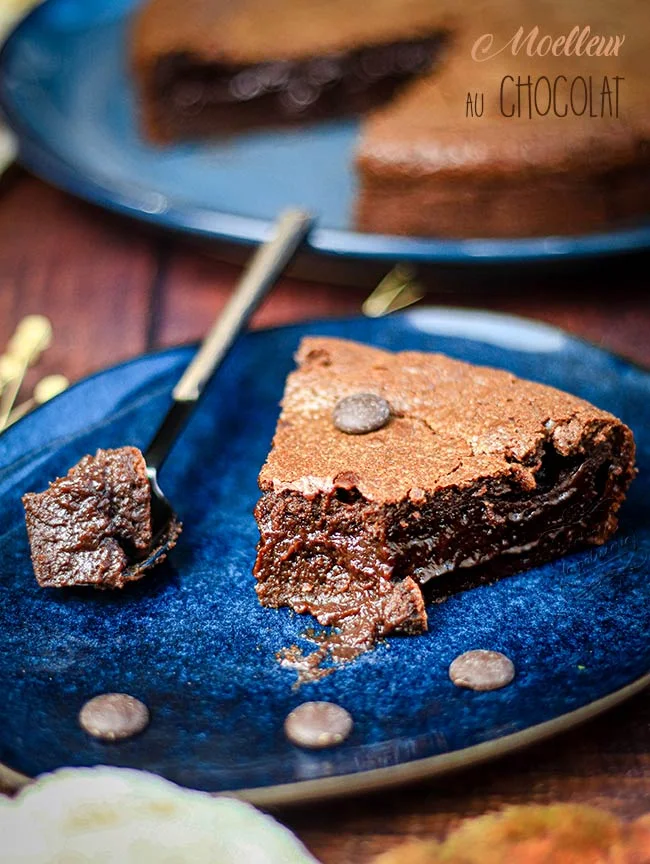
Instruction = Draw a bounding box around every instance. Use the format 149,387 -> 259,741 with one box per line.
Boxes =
1,0 -> 650,263
0,309 -> 649,805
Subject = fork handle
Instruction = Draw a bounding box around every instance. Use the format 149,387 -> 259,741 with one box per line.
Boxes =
145,209 -> 313,473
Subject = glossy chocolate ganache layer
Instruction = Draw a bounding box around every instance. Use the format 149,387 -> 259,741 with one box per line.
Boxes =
254,338 -> 636,659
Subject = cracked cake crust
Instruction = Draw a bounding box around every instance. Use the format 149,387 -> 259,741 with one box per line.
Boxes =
254,337 -> 636,644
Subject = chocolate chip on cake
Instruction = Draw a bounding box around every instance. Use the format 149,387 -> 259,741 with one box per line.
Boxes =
333,392 -> 390,434
284,701 -> 353,749
449,650 -> 515,692
79,693 -> 150,741
254,337 -> 636,660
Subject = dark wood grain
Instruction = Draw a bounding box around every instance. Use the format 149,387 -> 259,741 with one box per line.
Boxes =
283,691 -> 650,862
0,175 -> 158,393
2,170 -> 650,863
155,244 -> 363,346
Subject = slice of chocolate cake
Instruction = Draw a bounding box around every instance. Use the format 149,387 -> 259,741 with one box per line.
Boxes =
254,337 -> 636,648
130,0 -> 450,142
23,447 -> 155,589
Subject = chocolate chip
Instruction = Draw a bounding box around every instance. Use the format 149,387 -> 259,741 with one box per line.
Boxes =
449,650 -> 515,692
333,393 -> 390,434
284,701 -> 353,749
79,693 -> 150,741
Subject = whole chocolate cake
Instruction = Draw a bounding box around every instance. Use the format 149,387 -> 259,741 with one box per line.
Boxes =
253,338 -> 636,648
130,0 -> 650,238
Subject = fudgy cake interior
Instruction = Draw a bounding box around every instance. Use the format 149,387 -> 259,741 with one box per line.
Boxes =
146,38 -> 441,139
131,0 -> 451,142
254,338 -> 636,650
23,447 -> 154,589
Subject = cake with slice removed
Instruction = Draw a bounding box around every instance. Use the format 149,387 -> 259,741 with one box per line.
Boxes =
130,0 -> 650,237
253,337 -> 636,649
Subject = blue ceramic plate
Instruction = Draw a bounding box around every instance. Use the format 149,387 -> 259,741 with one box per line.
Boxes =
1,309 -> 649,805
1,0 -> 650,263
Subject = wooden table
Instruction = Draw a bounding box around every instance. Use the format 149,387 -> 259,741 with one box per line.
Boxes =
2,170 -> 650,863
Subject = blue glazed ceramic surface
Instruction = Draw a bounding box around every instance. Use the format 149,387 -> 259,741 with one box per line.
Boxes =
0,310 -> 649,799
1,0 -> 650,263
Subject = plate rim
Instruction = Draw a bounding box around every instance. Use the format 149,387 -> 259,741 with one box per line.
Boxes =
2,671 -> 649,806
2,0 -> 650,264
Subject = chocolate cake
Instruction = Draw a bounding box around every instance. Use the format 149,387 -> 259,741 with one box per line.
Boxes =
254,338 -> 636,647
130,0 -> 450,142
23,447 -> 156,589
130,0 -> 650,238
356,0 -> 650,238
